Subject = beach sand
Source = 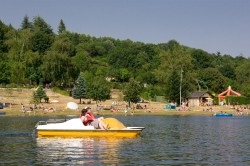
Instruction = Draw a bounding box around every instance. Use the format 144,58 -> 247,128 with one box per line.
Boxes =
0,88 -> 245,116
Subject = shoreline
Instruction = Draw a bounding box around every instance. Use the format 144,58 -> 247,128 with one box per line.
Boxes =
0,108 -> 248,117
0,88 -> 248,117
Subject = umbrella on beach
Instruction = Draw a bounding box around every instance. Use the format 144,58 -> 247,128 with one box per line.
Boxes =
67,102 -> 78,111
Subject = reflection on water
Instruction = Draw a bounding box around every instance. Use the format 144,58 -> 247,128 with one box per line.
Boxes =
0,116 -> 250,165
36,137 -> 126,165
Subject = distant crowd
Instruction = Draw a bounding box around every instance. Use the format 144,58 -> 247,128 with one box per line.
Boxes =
20,103 -> 55,113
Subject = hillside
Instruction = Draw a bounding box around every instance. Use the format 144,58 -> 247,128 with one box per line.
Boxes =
1,18 -> 250,100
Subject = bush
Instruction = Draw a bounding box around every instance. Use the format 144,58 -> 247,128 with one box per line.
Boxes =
5,83 -> 18,88
213,97 -> 219,105
226,96 -> 250,105
140,91 -> 151,100
152,96 -> 168,103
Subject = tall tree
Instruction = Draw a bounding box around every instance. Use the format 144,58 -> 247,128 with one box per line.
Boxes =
159,40 -> 180,51
33,16 -> 53,34
166,69 -> 181,104
4,28 -> 35,84
235,61 -> 250,84
0,20 -> 10,53
87,77 -> 111,103
72,74 -> 87,104
191,49 -> 214,69
5,29 -> 28,84
41,50 -> 77,86
198,68 -> 226,93
50,37 -> 75,56
219,64 -> 236,80
24,51 -> 42,85
72,50 -> 91,72
123,78 -> 143,106
154,45 -> 194,97
21,15 -> 32,30
58,19 -> 66,34
31,16 -> 54,54
0,52 -> 11,84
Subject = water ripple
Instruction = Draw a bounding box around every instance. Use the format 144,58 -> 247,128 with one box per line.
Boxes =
0,116 -> 250,165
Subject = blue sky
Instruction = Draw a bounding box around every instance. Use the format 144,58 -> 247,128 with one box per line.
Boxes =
0,0 -> 249,57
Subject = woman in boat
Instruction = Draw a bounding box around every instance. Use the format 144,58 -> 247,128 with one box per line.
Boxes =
80,109 -> 91,126
86,107 -> 105,121
80,109 -> 108,130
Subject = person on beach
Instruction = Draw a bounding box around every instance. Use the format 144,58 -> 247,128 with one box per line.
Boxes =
80,108 -> 108,129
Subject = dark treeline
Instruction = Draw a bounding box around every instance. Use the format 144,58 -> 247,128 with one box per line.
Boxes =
0,16 -> 250,103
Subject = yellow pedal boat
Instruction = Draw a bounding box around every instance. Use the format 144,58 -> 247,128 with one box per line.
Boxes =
34,118 -> 145,138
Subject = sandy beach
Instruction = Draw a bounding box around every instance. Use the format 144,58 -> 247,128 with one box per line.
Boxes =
0,88 -> 247,117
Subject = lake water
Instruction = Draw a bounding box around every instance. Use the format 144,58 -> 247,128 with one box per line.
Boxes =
0,115 -> 249,165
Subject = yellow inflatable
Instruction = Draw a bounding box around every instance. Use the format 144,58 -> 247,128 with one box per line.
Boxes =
102,118 -> 126,129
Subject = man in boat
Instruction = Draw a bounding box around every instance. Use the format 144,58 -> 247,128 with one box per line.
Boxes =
80,108 -> 108,130
86,107 -> 108,129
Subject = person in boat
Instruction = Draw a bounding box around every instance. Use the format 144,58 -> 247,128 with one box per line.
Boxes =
86,107 -> 106,122
80,109 -> 92,125
80,108 -> 108,130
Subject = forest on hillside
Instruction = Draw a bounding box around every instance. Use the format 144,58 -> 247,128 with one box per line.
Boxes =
0,15 -> 250,104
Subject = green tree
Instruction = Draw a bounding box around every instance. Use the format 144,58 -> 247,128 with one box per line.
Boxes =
240,83 -> 250,97
87,77 -> 111,103
154,45 -> 194,97
219,64 -> 236,80
41,50 -> 77,86
6,29 -> 39,85
0,20 -> 10,53
72,74 -> 87,104
110,68 -> 132,83
158,40 -> 180,51
21,15 -> 32,30
31,16 -> 54,54
4,29 -> 29,84
83,42 -> 107,57
235,61 -> 250,95
50,36 -> 75,56
123,78 -> 143,106
58,19 -> 66,34
31,30 -> 54,54
108,41 -> 158,78
72,50 -> 91,72
33,85 -> 48,103
24,51 -> 42,85
33,16 -> 53,34
166,69 -> 181,104
198,68 -> 226,93
0,53 -> 11,84
191,49 -> 214,69
235,61 -> 250,84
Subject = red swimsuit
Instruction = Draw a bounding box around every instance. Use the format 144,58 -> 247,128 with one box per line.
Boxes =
80,114 -> 94,126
